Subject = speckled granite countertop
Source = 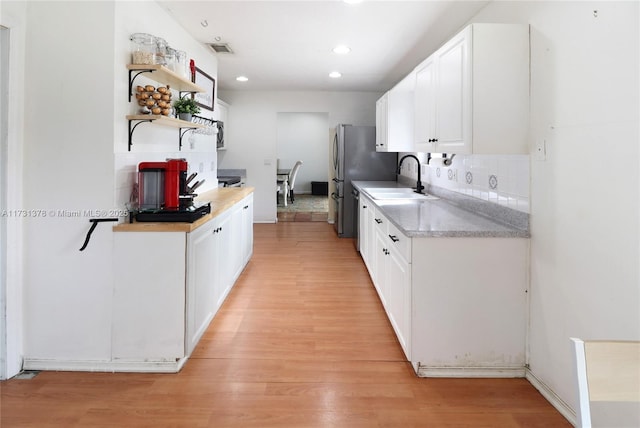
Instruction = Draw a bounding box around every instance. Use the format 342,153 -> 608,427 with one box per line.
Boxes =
353,181 -> 529,238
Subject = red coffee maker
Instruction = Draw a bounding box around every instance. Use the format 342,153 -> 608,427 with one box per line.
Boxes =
138,159 -> 188,210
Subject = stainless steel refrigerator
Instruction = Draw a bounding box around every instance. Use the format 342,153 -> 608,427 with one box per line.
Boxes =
332,124 -> 398,238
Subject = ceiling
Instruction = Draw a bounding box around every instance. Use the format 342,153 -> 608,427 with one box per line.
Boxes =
159,1 -> 489,93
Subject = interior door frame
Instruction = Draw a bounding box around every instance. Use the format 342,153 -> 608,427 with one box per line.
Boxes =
1,24 -> 9,380
1,14 -> 26,380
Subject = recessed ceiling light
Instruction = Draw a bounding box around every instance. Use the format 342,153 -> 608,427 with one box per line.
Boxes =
343,0 -> 363,4
200,20 -> 209,27
329,71 -> 342,78
236,76 -> 249,82
332,45 -> 351,54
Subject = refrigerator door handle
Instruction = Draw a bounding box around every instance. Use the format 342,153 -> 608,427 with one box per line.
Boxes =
332,133 -> 338,171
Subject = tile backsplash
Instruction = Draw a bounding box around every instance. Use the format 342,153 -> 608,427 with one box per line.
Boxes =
399,153 -> 530,213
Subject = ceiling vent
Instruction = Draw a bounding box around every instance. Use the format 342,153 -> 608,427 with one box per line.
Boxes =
209,43 -> 233,54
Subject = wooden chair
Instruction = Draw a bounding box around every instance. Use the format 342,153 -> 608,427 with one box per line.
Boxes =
570,338 -> 640,427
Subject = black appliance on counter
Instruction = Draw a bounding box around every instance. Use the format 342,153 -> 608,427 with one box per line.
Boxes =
218,175 -> 241,187
134,159 -> 210,223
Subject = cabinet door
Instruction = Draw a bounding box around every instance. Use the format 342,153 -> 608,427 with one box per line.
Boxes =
359,195 -> 372,272
240,194 -> 254,266
386,248 -> 411,360
373,222 -> 389,307
375,93 -> 389,151
186,221 -> 217,355
214,210 -> 236,309
434,27 -> 471,154
385,73 -> 415,152
414,57 -> 437,152
227,203 -> 244,284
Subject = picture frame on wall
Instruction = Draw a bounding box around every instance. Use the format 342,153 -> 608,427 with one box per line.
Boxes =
192,67 -> 215,111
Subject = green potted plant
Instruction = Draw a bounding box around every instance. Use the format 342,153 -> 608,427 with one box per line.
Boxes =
173,97 -> 201,122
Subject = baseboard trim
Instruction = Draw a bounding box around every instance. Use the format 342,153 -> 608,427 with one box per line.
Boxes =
525,368 -> 576,426
416,365 -> 526,378
23,357 -> 188,373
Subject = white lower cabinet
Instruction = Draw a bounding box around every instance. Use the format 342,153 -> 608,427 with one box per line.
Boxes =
187,194 -> 253,356
360,204 -> 527,377
186,209 -> 231,355
113,193 -> 253,370
384,221 -> 412,360
370,210 -> 411,360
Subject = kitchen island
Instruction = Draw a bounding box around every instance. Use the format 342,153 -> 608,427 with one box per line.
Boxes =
353,181 -> 529,378
110,187 -> 254,372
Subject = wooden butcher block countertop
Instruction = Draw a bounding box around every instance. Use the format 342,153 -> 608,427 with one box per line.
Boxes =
113,187 -> 254,233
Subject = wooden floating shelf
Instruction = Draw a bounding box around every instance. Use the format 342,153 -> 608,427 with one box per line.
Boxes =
127,64 -> 205,93
126,115 -> 205,129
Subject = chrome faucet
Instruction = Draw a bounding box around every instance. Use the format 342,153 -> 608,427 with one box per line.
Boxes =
397,154 -> 425,194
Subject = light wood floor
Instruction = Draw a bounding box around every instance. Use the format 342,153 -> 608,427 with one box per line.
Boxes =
1,222 -> 571,427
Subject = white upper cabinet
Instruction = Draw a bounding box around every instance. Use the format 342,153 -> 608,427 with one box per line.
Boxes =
376,72 -> 415,152
413,24 -> 530,155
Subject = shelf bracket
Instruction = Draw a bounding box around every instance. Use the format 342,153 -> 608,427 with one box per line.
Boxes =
179,127 -> 194,151
179,91 -> 201,100
128,68 -> 155,102
128,118 -> 153,151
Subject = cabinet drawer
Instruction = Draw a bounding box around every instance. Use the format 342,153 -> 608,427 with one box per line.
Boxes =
387,220 -> 411,263
373,208 -> 387,233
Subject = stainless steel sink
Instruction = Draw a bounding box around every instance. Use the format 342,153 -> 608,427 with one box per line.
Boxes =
364,188 -> 439,201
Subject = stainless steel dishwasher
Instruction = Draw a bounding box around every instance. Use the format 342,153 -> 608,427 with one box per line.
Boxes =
351,188 -> 360,252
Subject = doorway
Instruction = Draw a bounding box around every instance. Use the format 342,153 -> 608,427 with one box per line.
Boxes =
276,112 -> 329,222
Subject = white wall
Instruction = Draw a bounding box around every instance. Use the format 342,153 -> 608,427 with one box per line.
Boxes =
22,1 -> 116,361
468,1 -> 639,418
276,112 -> 329,195
113,1 -> 219,209
18,1 -> 219,366
217,90 -> 381,222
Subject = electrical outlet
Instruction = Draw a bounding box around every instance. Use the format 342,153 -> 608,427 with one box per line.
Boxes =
535,139 -> 547,161
210,161 -> 215,171
198,162 -> 204,173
